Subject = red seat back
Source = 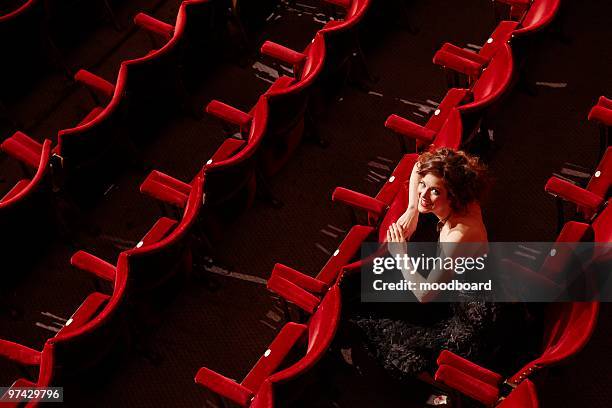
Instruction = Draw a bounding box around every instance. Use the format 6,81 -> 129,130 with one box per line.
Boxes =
269,285 -> 342,384
508,301 -> 599,385
125,172 -> 204,292
515,0 -> 561,36
49,254 -> 129,377
460,44 -> 514,113
204,100 -> 268,209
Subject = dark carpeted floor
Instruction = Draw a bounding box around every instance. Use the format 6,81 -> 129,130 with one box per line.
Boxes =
1,0 -> 610,407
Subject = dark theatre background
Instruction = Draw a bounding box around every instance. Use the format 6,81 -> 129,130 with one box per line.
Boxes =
0,0 -> 610,407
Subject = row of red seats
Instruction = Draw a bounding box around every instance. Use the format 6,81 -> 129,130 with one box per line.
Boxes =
194,1 -> 608,407
0,0 -> 375,406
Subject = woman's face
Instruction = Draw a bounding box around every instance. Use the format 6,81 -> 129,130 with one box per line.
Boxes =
417,173 -> 451,216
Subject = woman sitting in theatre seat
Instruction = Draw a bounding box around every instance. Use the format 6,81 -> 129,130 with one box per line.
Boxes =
347,148 -> 541,385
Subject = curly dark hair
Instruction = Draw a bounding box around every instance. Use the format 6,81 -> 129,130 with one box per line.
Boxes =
416,148 -> 488,213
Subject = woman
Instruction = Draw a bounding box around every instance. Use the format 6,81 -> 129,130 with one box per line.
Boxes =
349,148 -> 540,383
386,147 -> 488,302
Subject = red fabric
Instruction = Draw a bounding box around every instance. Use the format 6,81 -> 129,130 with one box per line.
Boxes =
140,217 -> 178,247
583,147 -> 612,217
518,0 -> 561,35
263,75 -> 295,97
242,322 -> 308,392
509,302 -> 599,384
588,105 -> 612,126
140,170 -> 192,208
206,100 -> 253,129
1,179 -> 30,202
435,364 -> 500,406
375,154 -> 418,206
267,275 -> 321,314
271,263 -> 327,294
480,21 -> 518,59
433,108 -> 463,150
332,187 -> 388,215
317,225 -> 374,285
433,50 -> 484,76
385,114 -> 436,144
545,176 -> 604,212
440,42 -> 490,64
70,251 -> 117,281
378,182 -> 407,243
499,380 -> 539,408
592,202 -> 611,243
74,69 -> 115,99
0,131 -> 43,169
260,41 -> 306,67
436,350 -> 503,387
251,379 -> 274,408
133,12 -> 174,40
2,379 -> 37,408
501,258 -> 561,295
0,340 -> 41,366
270,286 -> 342,384
427,88 -> 470,132
77,106 -> 104,126
598,96 -> 612,110
208,138 -> 246,166
467,45 -> 513,111
57,293 -> 110,336
195,367 -> 254,407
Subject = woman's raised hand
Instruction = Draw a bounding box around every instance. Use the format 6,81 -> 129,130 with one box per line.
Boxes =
395,210 -> 418,240
386,222 -> 406,242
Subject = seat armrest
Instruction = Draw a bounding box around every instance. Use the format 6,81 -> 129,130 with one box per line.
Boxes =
440,43 -> 490,65
195,367 -> 254,407
588,105 -> 612,126
433,50 -> 485,77
70,251 -> 117,282
267,275 -> 321,314
261,41 -> 306,67
437,350 -> 502,387
500,258 -> 562,299
0,340 -> 41,366
133,13 -> 174,40
332,187 -> 388,216
271,263 -> 327,294
206,100 -> 253,129
597,96 -> 612,110
74,69 -> 115,99
435,364 -> 500,406
544,177 -> 604,211
385,114 -> 436,144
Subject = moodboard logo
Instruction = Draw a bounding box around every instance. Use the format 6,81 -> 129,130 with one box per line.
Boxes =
358,242 -> 612,302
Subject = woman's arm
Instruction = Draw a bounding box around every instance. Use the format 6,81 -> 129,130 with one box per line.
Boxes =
391,162 -> 421,240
